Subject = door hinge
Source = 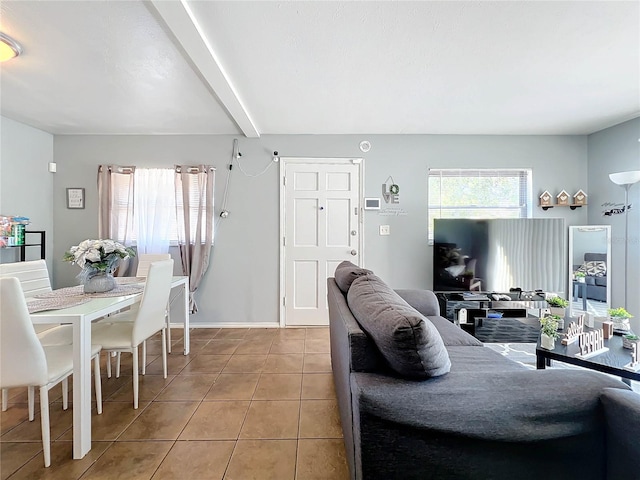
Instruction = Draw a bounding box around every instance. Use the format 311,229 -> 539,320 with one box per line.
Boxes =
283,236 -> 286,246
283,176 -> 287,186
283,297 -> 286,306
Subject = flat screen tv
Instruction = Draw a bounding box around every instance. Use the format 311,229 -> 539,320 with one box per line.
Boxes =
433,218 -> 566,294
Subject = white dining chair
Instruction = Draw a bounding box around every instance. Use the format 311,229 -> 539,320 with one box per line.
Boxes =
0,260 -> 76,409
0,277 -> 103,467
136,253 -> 173,353
92,259 -> 173,409
103,253 -> 173,378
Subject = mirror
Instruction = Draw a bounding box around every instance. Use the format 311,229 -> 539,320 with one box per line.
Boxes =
568,226 -> 611,318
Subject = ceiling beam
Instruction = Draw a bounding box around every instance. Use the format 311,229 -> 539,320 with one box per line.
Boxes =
149,0 -> 260,138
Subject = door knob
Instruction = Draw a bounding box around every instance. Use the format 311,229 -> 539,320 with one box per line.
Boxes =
350,250 -> 357,256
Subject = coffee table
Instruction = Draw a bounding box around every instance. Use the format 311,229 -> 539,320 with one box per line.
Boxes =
536,328 -> 639,385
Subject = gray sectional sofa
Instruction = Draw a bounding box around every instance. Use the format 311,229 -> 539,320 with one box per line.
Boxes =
328,262 -> 640,480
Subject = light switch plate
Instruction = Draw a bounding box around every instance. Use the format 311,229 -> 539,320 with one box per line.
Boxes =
379,225 -> 390,235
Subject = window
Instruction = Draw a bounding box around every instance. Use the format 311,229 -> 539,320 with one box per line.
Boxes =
110,167 -> 212,246
428,168 -> 532,243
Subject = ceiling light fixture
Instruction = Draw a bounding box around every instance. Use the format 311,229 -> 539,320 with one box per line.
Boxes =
0,32 -> 23,62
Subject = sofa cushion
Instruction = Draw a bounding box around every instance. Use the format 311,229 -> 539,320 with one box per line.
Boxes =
334,261 -> 373,293
347,274 -> 451,379
577,260 -> 606,277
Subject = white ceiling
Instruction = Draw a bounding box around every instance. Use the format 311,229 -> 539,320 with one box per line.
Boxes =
0,1 -> 638,136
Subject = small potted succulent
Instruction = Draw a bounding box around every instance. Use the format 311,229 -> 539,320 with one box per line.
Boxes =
574,271 -> 586,283
547,296 -> 569,320
540,315 -> 560,350
622,334 -> 640,350
608,307 -> 633,333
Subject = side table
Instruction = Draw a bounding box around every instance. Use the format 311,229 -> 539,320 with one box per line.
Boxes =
572,281 -> 587,311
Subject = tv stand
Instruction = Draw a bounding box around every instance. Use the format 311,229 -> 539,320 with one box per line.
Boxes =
436,291 -> 547,322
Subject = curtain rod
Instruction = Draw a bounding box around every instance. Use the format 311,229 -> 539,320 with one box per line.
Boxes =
175,165 -> 215,173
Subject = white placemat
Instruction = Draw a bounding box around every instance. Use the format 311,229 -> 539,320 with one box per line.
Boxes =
35,284 -> 144,299
27,296 -> 92,314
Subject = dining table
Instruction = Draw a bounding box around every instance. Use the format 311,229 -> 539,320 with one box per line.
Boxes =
28,276 -> 189,460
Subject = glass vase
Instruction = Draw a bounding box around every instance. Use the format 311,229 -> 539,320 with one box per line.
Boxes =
83,271 -> 116,293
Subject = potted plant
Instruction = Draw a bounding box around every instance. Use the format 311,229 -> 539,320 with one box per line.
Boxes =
547,296 -> 569,319
608,307 -> 633,333
574,271 -> 586,283
540,315 -> 559,350
623,334 -> 640,350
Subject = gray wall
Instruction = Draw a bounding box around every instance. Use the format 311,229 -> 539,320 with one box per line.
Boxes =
52,134 -> 588,325
0,117 -> 54,269
587,117 -> 640,331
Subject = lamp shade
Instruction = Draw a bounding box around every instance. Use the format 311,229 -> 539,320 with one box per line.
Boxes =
609,171 -> 640,187
0,32 -> 22,62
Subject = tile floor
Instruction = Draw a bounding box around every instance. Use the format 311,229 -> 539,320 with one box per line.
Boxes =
1,327 -> 349,480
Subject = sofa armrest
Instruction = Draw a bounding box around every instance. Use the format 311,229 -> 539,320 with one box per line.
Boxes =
395,289 -> 440,317
601,388 -> 640,478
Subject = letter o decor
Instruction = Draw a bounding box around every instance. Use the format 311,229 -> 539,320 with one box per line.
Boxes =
389,184 -> 400,195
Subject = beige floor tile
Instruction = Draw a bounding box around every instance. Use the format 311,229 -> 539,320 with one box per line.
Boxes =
239,400 -> 300,439
244,329 -> 277,339
263,354 -> 304,373
3,387 -> 30,404
106,374 -> 175,402
296,438 -> 349,480
0,442 -> 42,480
8,441 -> 112,480
143,340 -> 164,356
1,404 -> 72,443
145,354 -> 193,375
168,328 -> 185,341
155,374 -> 217,401
270,339 -> 305,354
304,338 -> 330,354
225,439 -> 297,480
301,374 -> 337,400
100,373 -> 135,400
152,440 -> 234,480
180,354 -> 230,374
179,401 -> 249,440
222,355 -> 267,373
214,328 -> 250,340
235,338 -> 274,355
189,327 -> 221,340
1,404 -> 30,436
299,400 -> 343,438
201,339 -> 242,355
119,401 -> 198,440
303,354 -> 332,373
205,374 -> 260,401
171,339 -> 210,353
60,401 -> 150,442
81,441 -> 173,479
253,374 -> 302,400
304,328 -> 330,341
276,329 -> 307,340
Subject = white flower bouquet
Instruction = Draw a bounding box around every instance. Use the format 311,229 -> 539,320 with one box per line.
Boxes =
63,239 -> 135,280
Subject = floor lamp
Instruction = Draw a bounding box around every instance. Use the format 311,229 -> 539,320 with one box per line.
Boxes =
609,170 -> 640,310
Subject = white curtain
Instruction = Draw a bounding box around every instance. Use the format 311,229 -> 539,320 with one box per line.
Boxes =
97,165 -> 135,275
134,168 -> 175,254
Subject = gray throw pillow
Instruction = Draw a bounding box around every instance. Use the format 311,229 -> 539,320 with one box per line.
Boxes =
334,261 -> 373,293
347,274 -> 451,379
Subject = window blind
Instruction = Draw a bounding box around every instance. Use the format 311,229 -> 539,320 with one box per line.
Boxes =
427,168 -> 532,243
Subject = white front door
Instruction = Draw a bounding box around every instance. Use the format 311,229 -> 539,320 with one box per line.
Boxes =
281,158 -> 363,326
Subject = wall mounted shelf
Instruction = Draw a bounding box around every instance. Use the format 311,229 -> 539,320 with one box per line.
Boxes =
540,204 -> 586,211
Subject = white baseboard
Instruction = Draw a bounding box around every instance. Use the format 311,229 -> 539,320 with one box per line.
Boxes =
168,322 -> 282,329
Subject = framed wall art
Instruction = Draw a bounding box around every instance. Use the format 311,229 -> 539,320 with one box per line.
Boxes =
66,188 -> 85,209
